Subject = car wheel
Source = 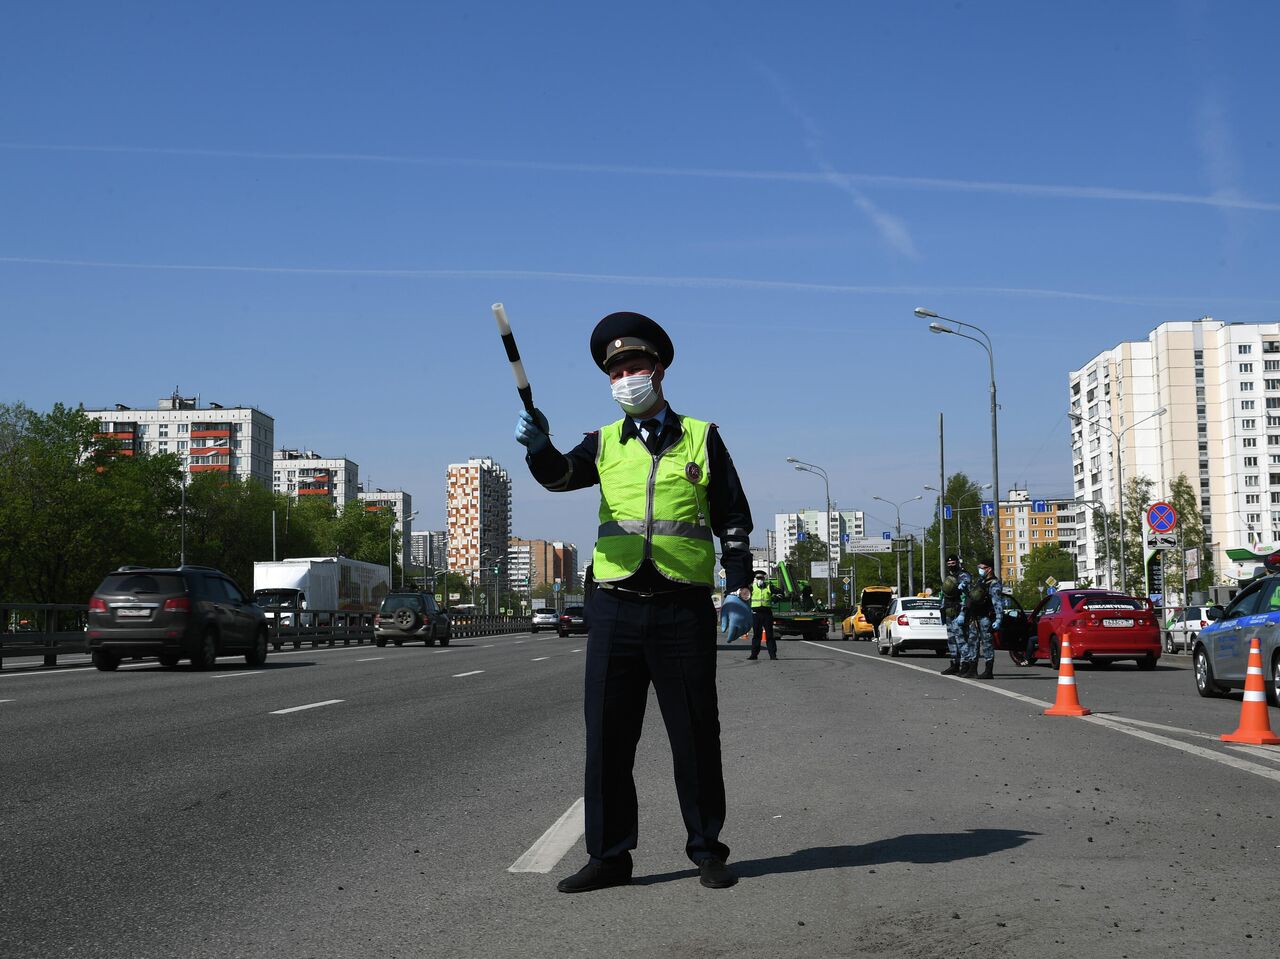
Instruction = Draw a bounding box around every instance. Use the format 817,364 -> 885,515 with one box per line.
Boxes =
934,649 -> 948,657
375,637 -> 387,648
1268,652 -> 1280,708
392,608 -> 422,631
393,637 -> 404,647
1164,633 -> 1175,654
558,630 -> 567,638
192,633 -> 218,670
92,650 -> 120,671
158,653 -> 180,668
245,630 -> 268,666
876,643 -> 887,655
1137,654 -> 1156,671
1049,638 -> 1061,671
889,643 -> 900,657
1194,646 -> 1226,698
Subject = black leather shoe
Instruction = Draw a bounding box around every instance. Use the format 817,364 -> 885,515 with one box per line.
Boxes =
556,858 -> 632,893
940,661 -> 959,675
698,857 -> 738,888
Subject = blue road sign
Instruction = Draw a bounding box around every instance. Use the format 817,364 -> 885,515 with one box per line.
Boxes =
943,505 -> 953,520
796,531 -> 807,541
842,532 -> 850,543
1032,499 -> 1048,513
552,582 -> 561,592
981,501 -> 995,518
1147,502 -> 1177,533
882,531 -> 892,540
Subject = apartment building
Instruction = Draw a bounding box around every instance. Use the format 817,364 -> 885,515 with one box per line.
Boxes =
506,538 -> 578,593
446,457 -> 512,597
772,508 -> 866,565
1070,317 -> 1280,584
272,449 -> 359,506
88,391 -> 274,485
411,530 -> 449,574
357,488 -> 414,580
994,489 -> 1077,583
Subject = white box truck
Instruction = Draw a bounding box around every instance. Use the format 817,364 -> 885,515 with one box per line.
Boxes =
253,557 -> 390,630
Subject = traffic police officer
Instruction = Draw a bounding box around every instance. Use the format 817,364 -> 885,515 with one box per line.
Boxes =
969,557 -> 1004,680
515,311 -> 753,893
939,553 -> 972,676
749,569 -> 777,660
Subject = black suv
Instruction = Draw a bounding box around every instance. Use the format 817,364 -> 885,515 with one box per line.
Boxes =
375,591 -> 452,647
87,566 -> 269,671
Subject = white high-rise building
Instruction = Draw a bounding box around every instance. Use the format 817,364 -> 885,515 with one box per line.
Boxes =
773,508 -> 866,565
273,449 -> 359,506
88,391 -> 274,485
1070,317 -> 1280,585
358,488 -> 414,582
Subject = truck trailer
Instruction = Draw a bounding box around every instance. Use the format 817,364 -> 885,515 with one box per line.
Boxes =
252,557 -> 390,629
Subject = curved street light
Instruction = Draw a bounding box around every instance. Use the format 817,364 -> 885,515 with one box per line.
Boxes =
786,457 -> 834,612
915,307 -> 1002,584
1068,406 -> 1166,592
872,494 -> 923,594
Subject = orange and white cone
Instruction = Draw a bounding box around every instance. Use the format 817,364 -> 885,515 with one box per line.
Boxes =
1220,637 -> 1280,745
1044,637 -> 1090,717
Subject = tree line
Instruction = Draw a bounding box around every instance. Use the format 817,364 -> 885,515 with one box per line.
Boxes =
0,403 -> 404,604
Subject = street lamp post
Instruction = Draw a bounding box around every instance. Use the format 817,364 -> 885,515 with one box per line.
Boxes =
924,484 -> 944,581
915,307 -> 1002,584
873,495 -> 923,595
180,472 -> 187,565
786,457 -> 834,613
1068,407 -> 1165,593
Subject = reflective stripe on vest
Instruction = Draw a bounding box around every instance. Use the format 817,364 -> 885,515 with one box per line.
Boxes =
592,415 -> 715,586
751,582 -> 772,608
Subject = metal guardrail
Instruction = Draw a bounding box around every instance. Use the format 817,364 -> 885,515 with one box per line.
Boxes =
0,603 -> 534,666
0,603 -> 89,669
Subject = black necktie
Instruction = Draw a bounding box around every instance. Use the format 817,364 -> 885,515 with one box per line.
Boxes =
641,419 -> 662,454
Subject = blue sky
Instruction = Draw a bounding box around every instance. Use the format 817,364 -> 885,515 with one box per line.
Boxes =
4,1 -> 1279,555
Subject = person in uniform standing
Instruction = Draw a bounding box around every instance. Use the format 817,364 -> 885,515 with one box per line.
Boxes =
749,569 -> 777,661
969,558 -> 1004,680
514,311 -> 754,893
939,553 -> 972,676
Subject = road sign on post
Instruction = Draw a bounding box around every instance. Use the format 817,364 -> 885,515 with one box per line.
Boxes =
882,531 -> 892,540
981,502 -> 995,518
848,539 -> 892,553
1146,502 -> 1178,533
1146,532 -> 1177,549
943,505 -> 953,520
1032,499 -> 1048,513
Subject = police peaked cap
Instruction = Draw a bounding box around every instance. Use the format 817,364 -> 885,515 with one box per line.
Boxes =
590,311 -> 675,372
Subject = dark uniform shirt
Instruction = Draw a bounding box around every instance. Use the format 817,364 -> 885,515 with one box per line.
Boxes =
525,406 -> 754,593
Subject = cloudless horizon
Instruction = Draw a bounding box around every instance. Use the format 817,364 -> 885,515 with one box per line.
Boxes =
4,1 -> 1279,558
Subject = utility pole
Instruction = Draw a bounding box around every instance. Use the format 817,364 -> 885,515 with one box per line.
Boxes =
938,412 -> 946,580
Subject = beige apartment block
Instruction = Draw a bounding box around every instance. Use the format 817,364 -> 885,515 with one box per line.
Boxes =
1070,317 -> 1280,586
447,457 -> 512,597
995,489 -> 1077,584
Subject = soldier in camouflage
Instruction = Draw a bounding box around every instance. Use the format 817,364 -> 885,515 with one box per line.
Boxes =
939,554 -> 973,676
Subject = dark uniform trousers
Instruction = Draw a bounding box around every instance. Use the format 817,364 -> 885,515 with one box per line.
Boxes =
584,583 -> 730,865
751,607 -> 776,658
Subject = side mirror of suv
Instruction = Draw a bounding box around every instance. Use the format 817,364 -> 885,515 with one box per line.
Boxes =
1205,605 -> 1224,621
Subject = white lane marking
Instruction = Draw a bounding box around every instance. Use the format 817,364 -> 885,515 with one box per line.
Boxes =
509,798 -> 585,873
213,671 -> 263,679
482,644 -> 495,648
453,670 -> 484,678
531,656 -> 550,662
0,699 -> 14,704
513,641 -> 525,645
804,641 -> 1280,785
270,699 -> 344,715
356,657 -> 385,662
571,649 -> 583,653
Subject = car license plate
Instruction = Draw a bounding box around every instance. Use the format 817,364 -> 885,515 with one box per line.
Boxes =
117,608 -> 151,618
919,617 -> 941,624
1102,618 -> 1129,627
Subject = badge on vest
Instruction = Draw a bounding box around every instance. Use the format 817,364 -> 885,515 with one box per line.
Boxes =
684,461 -> 702,483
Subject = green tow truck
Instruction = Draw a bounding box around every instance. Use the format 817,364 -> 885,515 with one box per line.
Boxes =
767,561 -> 831,641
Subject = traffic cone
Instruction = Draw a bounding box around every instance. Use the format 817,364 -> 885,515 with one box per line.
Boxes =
1044,637 -> 1091,717
1220,638 -> 1280,745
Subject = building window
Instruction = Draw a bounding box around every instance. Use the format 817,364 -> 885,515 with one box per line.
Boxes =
1240,344 -> 1254,355
1245,437 -> 1259,448
158,425 -> 169,437
178,440 -> 187,451
1242,382 -> 1255,391
1247,494 -> 1261,504
178,423 -> 188,434
1245,475 -> 1260,487
1243,419 -> 1257,430
1242,400 -> 1256,410
1241,363 -> 1255,373
1245,457 -> 1259,467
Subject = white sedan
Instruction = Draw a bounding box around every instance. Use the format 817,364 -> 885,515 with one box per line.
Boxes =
530,609 -> 559,633
877,597 -> 948,657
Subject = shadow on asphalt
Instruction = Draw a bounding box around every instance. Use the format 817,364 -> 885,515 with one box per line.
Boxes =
632,828 -> 1040,885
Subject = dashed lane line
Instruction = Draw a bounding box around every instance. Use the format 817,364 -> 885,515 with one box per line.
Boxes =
212,671 -> 263,679
804,641 -> 1280,785
509,798 -> 585,873
453,670 -> 484,678
355,657 -> 385,662
269,699 -> 345,715
532,657 -> 550,662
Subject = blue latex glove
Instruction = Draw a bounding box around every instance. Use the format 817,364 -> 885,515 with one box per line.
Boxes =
719,593 -> 752,639
514,409 -> 550,453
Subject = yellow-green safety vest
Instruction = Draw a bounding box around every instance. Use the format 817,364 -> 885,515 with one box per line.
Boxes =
592,415 -> 715,586
751,581 -> 772,608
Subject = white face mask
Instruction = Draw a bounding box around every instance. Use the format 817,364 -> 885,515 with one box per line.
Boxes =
610,372 -> 658,415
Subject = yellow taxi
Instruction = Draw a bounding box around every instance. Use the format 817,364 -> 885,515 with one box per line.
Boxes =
841,587 -> 894,640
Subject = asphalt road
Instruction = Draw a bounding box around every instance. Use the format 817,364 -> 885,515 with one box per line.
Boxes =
4,634 -> 1279,959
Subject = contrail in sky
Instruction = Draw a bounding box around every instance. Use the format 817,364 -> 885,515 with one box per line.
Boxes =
2,254 -> 1276,308
2,142 -> 1277,213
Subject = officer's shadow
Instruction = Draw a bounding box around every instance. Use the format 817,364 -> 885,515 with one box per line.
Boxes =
632,828 -> 1040,885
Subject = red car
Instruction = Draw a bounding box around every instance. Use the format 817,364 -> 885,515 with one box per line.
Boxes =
1018,589 -> 1161,670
